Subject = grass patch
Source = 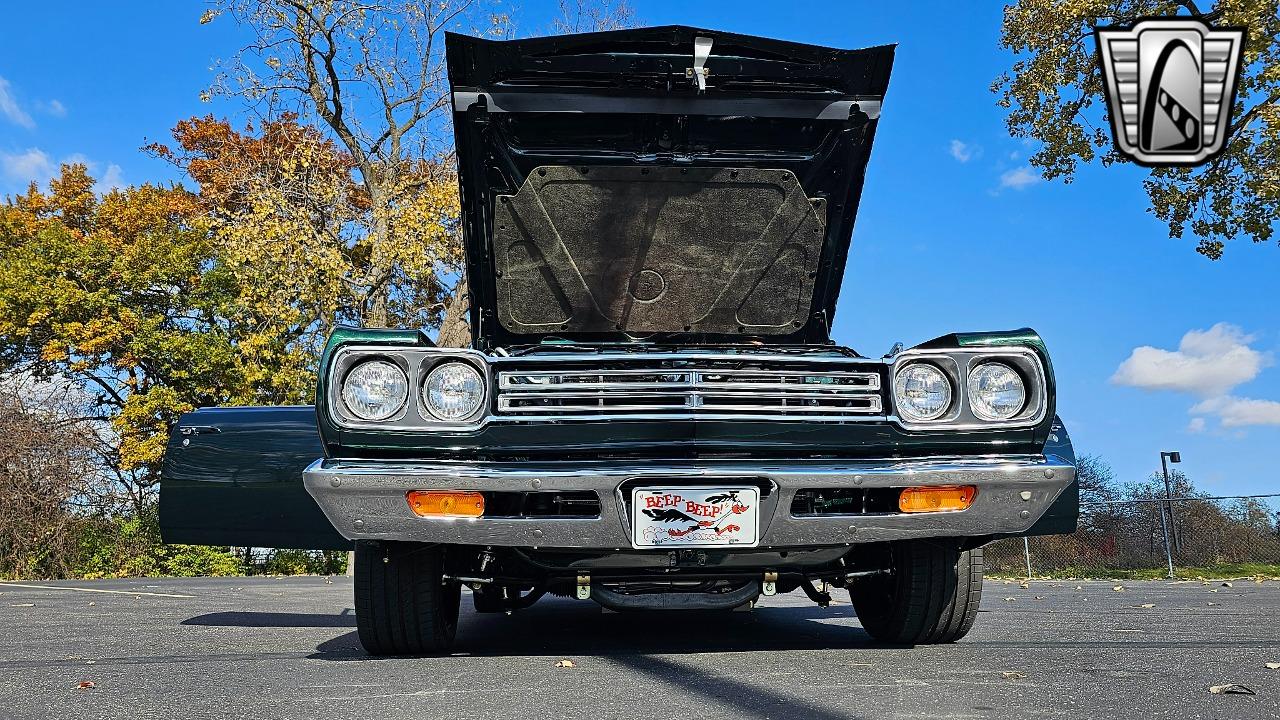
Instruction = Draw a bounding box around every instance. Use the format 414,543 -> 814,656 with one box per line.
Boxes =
991,562 -> 1280,581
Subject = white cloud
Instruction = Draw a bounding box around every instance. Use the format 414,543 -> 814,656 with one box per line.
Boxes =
101,164 -> 125,192
1190,396 -> 1280,428
34,98 -> 66,118
1,148 -> 55,186
0,76 -> 35,128
1114,324 -> 1280,431
1,148 -> 124,195
1111,323 -> 1270,397
998,166 -> 1039,190
949,139 -> 975,163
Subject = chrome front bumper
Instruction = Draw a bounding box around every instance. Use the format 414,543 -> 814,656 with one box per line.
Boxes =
303,455 -> 1075,549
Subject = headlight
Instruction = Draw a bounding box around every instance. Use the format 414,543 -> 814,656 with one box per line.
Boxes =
967,362 -> 1026,421
893,363 -> 953,422
340,360 -> 409,421
423,362 -> 485,421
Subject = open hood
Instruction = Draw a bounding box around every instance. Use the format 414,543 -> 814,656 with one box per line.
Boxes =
446,26 -> 893,349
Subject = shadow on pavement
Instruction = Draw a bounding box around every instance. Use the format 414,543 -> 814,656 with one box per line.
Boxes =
304,600 -> 884,661
182,610 -> 356,628
610,654 -> 864,720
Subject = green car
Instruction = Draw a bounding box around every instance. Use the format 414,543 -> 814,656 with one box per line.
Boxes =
161,26 -> 1078,655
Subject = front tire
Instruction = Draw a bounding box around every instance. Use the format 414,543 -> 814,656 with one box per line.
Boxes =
354,541 -> 460,655
850,541 -> 983,644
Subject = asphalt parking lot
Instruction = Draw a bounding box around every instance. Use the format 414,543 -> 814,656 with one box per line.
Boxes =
0,577 -> 1277,720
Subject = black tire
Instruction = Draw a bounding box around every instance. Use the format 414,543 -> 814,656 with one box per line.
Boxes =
850,541 -> 983,644
354,541 -> 460,655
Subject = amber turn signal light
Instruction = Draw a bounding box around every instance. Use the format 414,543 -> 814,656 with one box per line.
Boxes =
407,490 -> 484,518
898,485 -> 976,513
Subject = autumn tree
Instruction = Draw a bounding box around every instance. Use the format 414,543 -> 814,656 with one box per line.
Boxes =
994,1 -> 1278,258
202,0 -> 635,345
0,165 -> 312,500
197,0 -> 499,344
148,114 -> 460,357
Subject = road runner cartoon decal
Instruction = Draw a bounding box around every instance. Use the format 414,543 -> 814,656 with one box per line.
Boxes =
632,487 -> 760,548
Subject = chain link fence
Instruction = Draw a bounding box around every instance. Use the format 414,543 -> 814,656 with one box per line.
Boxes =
987,494 -> 1280,578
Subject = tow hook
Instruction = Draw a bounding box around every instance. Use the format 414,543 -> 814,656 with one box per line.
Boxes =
762,571 -> 778,596
576,574 -> 591,600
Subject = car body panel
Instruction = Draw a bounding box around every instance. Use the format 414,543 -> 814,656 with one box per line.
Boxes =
159,325 -> 1076,549
159,406 -> 351,550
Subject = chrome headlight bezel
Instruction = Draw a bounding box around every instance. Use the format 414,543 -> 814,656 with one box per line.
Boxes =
339,358 -> 410,422
422,361 -> 487,422
889,347 -> 1048,430
326,346 -> 491,430
966,361 -> 1028,421
892,362 -> 955,422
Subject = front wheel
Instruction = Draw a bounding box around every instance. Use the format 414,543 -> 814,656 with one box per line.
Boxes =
354,541 -> 460,655
850,541 -> 983,644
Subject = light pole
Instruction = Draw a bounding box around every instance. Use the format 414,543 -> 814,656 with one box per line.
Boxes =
1160,451 -> 1182,554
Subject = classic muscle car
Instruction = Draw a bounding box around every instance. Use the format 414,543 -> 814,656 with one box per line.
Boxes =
160,26 -> 1078,655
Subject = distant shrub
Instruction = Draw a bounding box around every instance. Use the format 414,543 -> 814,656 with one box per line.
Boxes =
262,548 -> 347,576
70,509 -> 243,579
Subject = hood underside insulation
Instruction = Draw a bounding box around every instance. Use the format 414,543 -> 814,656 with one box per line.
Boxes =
493,165 -> 826,336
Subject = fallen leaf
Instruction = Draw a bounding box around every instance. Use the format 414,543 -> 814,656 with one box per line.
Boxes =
1074,586 -> 1083,590
1034,596 -> 1045,600
1265,663 -> 1280,670
1210,589 -> 1219,593
1208,684 -> 1254,695
1001,671 -> 1026,679
87,601 -> 95,606
1221,582 -> 1233,588
76,681 -> 95,690
1137,603 -> 1155,608
85,660 -> 95,665
1019,582 -> 1030,589
1003,597 -> 1016,602
1207,602 -> 1217,606
555,659 -> 576,668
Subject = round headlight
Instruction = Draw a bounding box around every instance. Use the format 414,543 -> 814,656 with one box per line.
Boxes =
893,363 -> 953,422
423,362 -> 485,421
341,360 -> 409,421
967,362 -> 1026,421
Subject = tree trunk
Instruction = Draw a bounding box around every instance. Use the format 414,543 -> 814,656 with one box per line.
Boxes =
436,276 -> 472,348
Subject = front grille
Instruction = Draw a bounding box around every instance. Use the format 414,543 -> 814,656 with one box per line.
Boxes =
495,358 -> 884,419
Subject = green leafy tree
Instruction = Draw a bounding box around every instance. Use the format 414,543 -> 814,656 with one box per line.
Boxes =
995,1 -> 1279,258
0,166 -> 313,503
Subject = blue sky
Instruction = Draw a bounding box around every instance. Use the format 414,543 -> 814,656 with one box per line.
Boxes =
1,2 -> 1277,496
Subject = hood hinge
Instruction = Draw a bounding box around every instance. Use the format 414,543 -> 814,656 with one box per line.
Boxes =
686,36 -> 713,91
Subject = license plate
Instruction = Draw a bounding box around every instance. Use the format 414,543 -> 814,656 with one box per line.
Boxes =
631,486 -> 760,548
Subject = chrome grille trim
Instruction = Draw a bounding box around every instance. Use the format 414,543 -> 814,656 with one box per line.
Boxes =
496,366 -> 884,417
